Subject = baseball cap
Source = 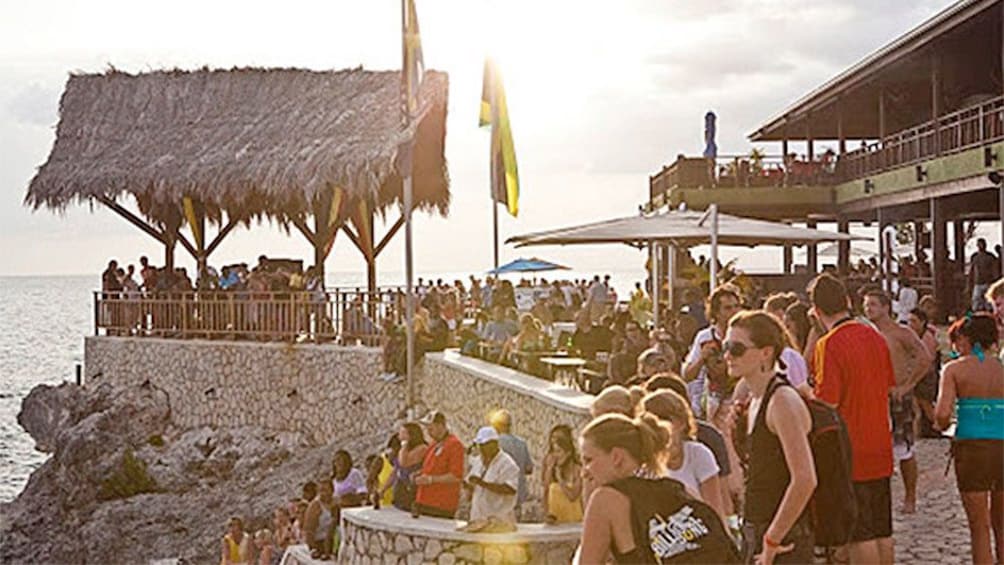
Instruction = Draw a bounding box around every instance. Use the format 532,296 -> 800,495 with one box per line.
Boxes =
420,410 -> 447,425
473,426 -> 500,445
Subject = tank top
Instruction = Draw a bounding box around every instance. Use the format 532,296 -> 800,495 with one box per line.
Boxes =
607,476 -> 739,564
744,376 -> 799,526
315,503 -> 333,543
221,533 -> 245,565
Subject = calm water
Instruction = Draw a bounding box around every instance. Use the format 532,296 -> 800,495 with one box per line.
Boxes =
0,276 -> 92,503
0,270 -> 647,503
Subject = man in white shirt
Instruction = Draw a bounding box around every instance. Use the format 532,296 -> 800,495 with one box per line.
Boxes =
466,426 -> 519,525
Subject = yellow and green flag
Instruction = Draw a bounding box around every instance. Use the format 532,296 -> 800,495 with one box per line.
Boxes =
479,58 -> 519,217
401,0 -> 424,120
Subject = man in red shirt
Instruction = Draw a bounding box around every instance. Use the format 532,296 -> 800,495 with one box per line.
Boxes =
414,411 -> 465,518
809,274 -> 896,565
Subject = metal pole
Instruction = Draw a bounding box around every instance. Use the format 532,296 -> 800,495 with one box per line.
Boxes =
999,183 -> 1004,276
666,243 -> 676,323
710,204 -> 719,290
401,0 -> 416,414
650,241 -> 659,330
493,202 -> 500,271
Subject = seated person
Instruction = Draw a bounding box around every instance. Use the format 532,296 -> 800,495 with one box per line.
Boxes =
481,305 -> 518,360
500,314 -> 550,367
571,309 -> 612,360
331,450 -> 368,508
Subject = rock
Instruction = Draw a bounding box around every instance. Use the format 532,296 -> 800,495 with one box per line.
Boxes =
483,545 -> 503,565
394,534 -> 413,554
406,551 -> 423,565
453,543 -> 481,563
503,545 -> 529,563
424,538 -> 442,560
436,553 -> 456,565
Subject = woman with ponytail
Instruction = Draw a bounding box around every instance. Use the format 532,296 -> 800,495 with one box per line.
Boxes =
724,311 -> 816,565
578,413 -> 738,564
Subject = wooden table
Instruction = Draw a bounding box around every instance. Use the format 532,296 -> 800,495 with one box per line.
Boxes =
540,356 -> 587,389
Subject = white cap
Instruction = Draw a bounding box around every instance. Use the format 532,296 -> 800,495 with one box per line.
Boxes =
473,426 -> 500,445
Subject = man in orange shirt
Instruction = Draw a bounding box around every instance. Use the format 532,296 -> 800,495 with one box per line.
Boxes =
809,274 -> 896,565
414,411 -> 465,518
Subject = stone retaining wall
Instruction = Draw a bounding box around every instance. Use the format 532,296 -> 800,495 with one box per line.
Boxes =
84,337 -> 403,447
417,352 -> 592,520
339,507 -> 580,565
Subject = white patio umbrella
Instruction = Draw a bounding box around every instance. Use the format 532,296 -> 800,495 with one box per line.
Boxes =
507,207 -> 867,326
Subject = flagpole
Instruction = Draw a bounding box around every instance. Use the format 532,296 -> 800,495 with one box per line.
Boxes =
492,201 -> 500,271
401,0 -> 417,415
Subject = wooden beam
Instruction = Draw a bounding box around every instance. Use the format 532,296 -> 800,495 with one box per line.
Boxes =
341,224 -> 364,255
205,217 -> 238,257
174,230 -> 197,258
96,196 -> 165,243
374,214 -> 405,257
291,218 -> 316,246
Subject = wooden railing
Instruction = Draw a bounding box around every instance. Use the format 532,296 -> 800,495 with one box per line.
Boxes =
837,95 -> 1004,182
93,289 -> 408,345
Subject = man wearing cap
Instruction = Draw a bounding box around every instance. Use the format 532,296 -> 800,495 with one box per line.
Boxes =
489,409 -> 533,520
466,426 -> 520,525
414,411 -> 465,518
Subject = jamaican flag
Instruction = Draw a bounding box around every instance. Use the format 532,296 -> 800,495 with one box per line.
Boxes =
479,58 -> 519,217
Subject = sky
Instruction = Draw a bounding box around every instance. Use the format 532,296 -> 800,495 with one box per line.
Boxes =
0,0 -> 955,283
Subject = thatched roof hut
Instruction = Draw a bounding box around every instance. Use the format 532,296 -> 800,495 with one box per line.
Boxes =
25,67 -> 450,223
24,67 -> 449,285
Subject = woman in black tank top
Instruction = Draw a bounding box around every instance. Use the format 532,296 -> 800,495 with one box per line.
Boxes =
725,312 -> 817,565
578,413 -> 739,563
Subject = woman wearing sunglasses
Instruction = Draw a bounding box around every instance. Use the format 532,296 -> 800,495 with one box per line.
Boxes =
724,311 -> 817,565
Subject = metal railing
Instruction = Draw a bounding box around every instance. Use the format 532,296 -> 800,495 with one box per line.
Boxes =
93,289 -> 408,345
837,95 -> 1004,182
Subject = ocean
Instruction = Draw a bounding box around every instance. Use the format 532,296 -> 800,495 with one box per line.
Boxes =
0,269 -> 649,503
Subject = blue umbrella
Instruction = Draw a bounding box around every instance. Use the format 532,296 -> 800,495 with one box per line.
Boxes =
488,257 -> 571,275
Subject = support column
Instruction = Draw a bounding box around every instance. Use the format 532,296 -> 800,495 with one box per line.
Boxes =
914,220 -> 924,260
877,208 -> 889,292
163,211 -> 182,272
932,53 -> 941,156
782,128 -> 790,188
837,99 -> 847,155
807,220 -> 818,274
838,217 -> 850,275
806,121 -> 814,161
366,206 -> 377,298
783,245 -> 793,274
931,198 -> 947,323
878,87 -> 887,140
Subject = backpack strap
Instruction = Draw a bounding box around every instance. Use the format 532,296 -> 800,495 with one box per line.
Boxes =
754,375 -> 790,431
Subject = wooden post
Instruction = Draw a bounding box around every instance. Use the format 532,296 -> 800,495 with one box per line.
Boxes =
366,205 -> 377,299
837,99 -> 847,155
807,220 -> 818,274
311,190 -> 334,287
837,217 -> 850,275
931,198 -> 947,322
878,87 -> 887,140
932,53 -> 941,156
782,127 -> 790,188
806,120 -> 814,162
877,208 -> 887,290
163,211 -> 181,271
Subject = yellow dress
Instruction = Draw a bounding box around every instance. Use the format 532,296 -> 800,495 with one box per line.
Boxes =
221,533 -> 249,564
547,481 -> 583,523
379,455 -> 394,507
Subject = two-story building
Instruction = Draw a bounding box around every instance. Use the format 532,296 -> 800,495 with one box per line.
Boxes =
647,0 -> 1003,317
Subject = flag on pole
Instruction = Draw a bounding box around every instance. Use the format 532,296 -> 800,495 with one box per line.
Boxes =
479,58 -> 520,217
182,196 -> 203,250
401,0 -> 424,120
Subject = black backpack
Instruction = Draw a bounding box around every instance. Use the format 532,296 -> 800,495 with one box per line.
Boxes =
802,394 -> 858,547
609,476 -> 741,564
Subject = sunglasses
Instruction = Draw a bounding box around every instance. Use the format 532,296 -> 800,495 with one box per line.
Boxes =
722,340 -> 754,357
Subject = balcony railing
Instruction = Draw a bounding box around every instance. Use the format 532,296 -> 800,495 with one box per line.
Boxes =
837,95 -> 1004,182
93,288 -> 408,345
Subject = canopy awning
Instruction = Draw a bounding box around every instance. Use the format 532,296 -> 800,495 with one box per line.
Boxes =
507,209 -> 867,248
488,257 -> 570,275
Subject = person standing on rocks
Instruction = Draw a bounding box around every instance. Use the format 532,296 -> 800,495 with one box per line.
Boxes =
220,516 -> 251,565
862,288 -> 933,515
489,409 -> 533,520
414,411 -> 464,518
303,480 -> 336,558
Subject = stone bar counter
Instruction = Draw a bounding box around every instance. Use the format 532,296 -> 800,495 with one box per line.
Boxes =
338,507 -> 581,565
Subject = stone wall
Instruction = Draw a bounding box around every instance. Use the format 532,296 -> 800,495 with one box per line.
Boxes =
339,507 -> 580,565
84,337 -> 404,447
84,340 -> 593,518
417,352 -> 593,520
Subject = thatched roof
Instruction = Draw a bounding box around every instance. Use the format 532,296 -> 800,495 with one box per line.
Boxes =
25,67 -> 450,223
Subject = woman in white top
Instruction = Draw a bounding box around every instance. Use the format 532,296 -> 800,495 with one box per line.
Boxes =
641,389 -> 726,525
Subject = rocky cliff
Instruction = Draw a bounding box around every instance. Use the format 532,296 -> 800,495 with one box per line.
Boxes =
1,381 -> 381,564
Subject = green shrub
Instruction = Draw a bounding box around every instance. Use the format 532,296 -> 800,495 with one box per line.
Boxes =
98,448 -> 158,500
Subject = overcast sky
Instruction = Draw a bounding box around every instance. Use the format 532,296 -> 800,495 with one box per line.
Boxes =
0,0 -> 952,281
